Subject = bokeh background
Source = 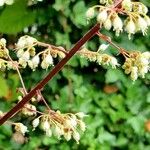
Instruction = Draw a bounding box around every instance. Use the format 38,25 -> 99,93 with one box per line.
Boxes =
0,0 -> 150,149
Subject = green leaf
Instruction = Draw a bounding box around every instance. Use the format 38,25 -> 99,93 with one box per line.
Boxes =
0,0 -> 36,34
0,76 -> 9,98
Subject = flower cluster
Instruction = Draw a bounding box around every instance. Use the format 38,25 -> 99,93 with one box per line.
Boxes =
79,47 -> 119,69
16,35 -> 66,70
0,0 -> 14,6
0,38 -> 16,71
122,51 -> 150,81
32,111 -> 86,143
86,0 -> 150,38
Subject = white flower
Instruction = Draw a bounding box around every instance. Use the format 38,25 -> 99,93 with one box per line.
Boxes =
113,15 -> 123,36
144,16 -> 150,26
28,55 -> 40,70
0,0 -> 5,6
17,49 -> 24,58
64,131 -> 72,141
19,58 -> 27,68
139,66 -> 149,78
122,0 -> 132,11
125,19 -> 136,39
97,10 -> 108,23
22,51 -> 30,61
14,123 -> 28,135
131,66 -> 138,81
42,120 -> 50,131
16,35 -> 37,49
104,18 -> 112,30
46,129 -> 52,137
136,16 -> 148,35
73,131 -> 80,144
54,126 -> 64,138
32,118 -> 40,129
41,54 -> 53,69
5,0 -> 14,5
98,44 -> 109,52
0,38 -> 6,46
86,8 -> 95,19
76,112 -> 87,118
110,57 -> 119,68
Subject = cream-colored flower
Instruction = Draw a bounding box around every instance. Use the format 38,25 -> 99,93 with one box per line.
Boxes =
14,123 -> 28,135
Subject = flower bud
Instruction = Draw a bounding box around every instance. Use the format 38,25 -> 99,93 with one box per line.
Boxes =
131,66 -> 138,81
97,10 -> 108,23
125,19 -> 136,39
104,18 -> 112,30
73,131 -> 80,144
86,8 -> 95,19
122,0 -> 132,11
32,118 -> 40,129
136,16 -> 148,35
98,44 -> 109,52
14,123 -> 28,135
112,15 -> 123,36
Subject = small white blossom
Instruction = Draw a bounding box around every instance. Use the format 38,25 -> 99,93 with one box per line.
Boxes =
46,129 -> 52,137
41,120 -> 50,131
122,0 -> 132,11
64,131 -> 72,141
54,126 -> 64,138
41,54 -> 53,69
136,16 -> 148,35
0,0 -> 5,6
28,55 -> 40,70
22,51 -> 30,61
16,35 -> 37,49
5,0 -> 14,5
73,131 -> 80,144
14,123 -> 28,135
86,8 -> 95,19
0,38 -> 6,46
113,15 -> 123,36
131,66 -> 138,81
104,18 -> 112,30
76,112 -> 87,119
32,118 -> 40,130
125,19 -> 136,39
110,57 -> 119,68
97,10 -> 108,23
98,44 -> 109,52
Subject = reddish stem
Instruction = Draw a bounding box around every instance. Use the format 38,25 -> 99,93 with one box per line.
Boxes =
0,23 -> 100,125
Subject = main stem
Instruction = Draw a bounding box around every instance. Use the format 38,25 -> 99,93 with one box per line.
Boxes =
0,23 -> 100,125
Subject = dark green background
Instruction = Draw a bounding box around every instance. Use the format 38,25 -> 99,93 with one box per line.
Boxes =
0,0 -> 150,149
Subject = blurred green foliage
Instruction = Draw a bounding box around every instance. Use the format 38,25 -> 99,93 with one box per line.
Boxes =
0,0 -> 150,149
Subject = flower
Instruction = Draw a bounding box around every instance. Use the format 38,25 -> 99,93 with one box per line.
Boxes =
122,0 -> 132,11
73,131 -> 80,144
32,118 -> 40,130
104,18 -> 112,30
16,35 -> 37,49
131,66 -> 138,81
112,15 -> 123,36
14,123 -> 28,135
86,8 -> 95,19
125,19 -> 136,39
136,16 -> 148,35
98,44 -> 109,52
97,10 -> 108,23
28,55 -> 40,70
41,54 -> 53,69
